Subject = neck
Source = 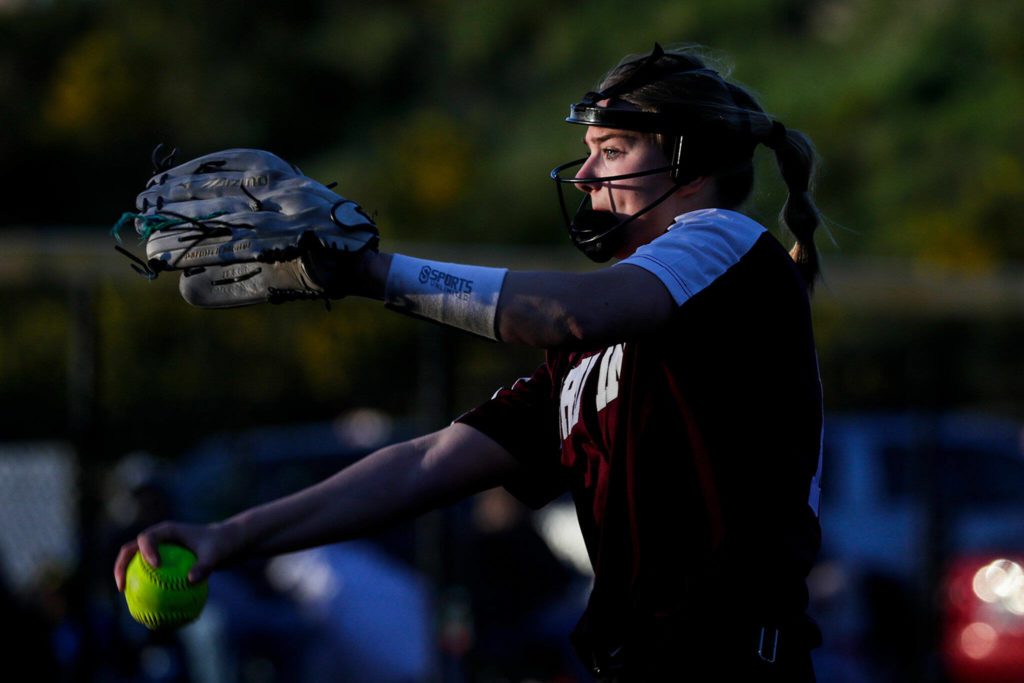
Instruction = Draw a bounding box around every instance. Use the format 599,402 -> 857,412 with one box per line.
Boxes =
615,190 -> 718,259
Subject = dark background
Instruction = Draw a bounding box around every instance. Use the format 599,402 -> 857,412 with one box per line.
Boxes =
1,0 -> 1023,681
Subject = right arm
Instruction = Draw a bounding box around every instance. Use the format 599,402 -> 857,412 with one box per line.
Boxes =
114,422 -> 520,589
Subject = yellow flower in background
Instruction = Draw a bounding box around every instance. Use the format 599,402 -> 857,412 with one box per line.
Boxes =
42,30 -> 138,139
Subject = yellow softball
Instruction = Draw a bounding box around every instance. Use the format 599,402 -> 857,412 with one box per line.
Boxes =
124,544 -> 208,630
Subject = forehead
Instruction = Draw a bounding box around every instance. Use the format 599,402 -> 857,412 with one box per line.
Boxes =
578,97 -> 645,143
582,126 -> 644,145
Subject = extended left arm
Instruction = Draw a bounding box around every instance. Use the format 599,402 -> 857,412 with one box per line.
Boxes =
496,264 -> 676,348
352,250 -> 677,348
123,148 -> 675,346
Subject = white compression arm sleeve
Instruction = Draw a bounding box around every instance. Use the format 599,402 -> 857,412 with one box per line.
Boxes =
384,254 -> 508,340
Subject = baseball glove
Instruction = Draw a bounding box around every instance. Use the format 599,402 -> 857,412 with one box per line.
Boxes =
175,233 -> 351,309
113,146 -> 378,308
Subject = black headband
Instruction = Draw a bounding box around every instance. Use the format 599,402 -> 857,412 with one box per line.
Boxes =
566,100 -> 685,134
565,43 -> 723,136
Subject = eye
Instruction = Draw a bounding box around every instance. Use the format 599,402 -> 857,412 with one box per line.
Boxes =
601,147 -> 622,160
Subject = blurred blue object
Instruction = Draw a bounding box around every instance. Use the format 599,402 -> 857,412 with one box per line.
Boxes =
810,411 -> 1024,683
189,543 -> 433,682
268,543 -> 434,682
164,414 -> 434,681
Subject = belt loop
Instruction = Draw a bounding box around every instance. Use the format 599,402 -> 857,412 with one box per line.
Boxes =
757,626 -> 779,663
591,645 -> 625,677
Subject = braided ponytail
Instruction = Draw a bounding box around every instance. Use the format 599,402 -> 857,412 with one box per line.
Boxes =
765,123 -> 821,291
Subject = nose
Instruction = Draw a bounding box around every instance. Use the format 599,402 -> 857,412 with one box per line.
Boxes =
575,156 -> 599,194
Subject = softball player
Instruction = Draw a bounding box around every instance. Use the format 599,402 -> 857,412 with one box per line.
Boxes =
116,43 -> 825,681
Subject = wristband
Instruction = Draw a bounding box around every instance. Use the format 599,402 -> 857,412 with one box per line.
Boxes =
384,254 -> 508,340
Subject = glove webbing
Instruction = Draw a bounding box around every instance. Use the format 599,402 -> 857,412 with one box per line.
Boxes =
111,210 -> 233,277
111,211 -> 231,242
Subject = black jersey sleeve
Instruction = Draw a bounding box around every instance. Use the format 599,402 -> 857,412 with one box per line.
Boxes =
455,358 -> 569,508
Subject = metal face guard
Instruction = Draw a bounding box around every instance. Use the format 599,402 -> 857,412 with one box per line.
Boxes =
550,157 -> 681,262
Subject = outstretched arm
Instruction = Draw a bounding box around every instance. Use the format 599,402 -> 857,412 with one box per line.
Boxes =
496,264 -> 675,347
129,148 -> 674,342
114,423 -> 520,589
353,251 -> 675,348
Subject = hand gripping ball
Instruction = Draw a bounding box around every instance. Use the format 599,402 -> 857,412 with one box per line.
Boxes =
125,544 -> 208,630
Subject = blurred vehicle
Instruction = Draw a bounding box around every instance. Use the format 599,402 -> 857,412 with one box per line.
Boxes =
810,412 -> 1024,683
942,555 -> 1024,683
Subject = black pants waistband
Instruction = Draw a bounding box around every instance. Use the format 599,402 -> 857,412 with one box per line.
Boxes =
585,619 -> 819,682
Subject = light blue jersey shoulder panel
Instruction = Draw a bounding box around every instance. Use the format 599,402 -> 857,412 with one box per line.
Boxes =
616,208 -> 767,306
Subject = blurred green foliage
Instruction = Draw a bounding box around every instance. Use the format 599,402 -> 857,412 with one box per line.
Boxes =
1,0 -> 1022,456
0,271 -> 548,457
3,0 -> 1021,262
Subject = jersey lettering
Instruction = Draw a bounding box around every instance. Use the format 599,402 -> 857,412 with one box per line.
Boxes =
559,355 -> 600,440
595,343 -> 624,411
559,345 -> 625,440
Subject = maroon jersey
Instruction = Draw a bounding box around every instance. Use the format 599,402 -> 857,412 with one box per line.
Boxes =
456,210 -> 823,657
